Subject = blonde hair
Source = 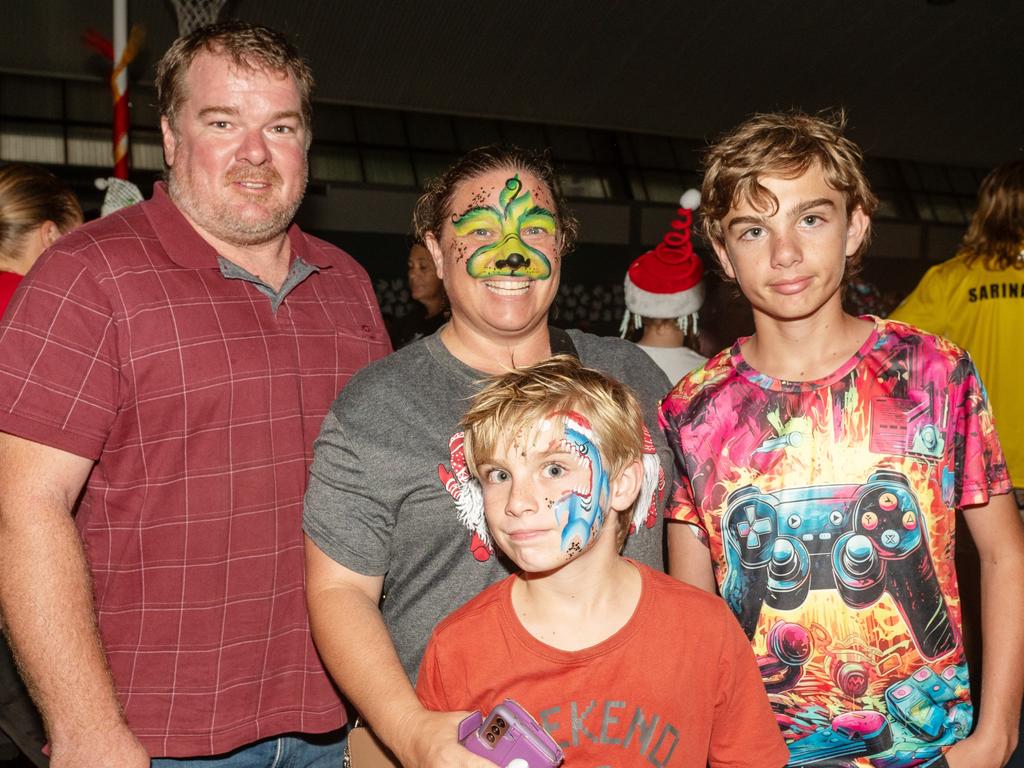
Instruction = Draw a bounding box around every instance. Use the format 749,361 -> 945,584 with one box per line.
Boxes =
0,163 -> 82,266
461,355 -> 644,550
960,161 -> 1024,270
700,110 -> 878,280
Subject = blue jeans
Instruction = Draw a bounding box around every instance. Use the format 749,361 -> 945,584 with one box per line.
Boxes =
151,730 -> 346,768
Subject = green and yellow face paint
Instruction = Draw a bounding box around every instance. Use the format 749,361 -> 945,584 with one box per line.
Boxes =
451,175 -> 557,280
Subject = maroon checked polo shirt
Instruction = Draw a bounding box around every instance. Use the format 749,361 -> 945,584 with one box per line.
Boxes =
0,183 -> 390,756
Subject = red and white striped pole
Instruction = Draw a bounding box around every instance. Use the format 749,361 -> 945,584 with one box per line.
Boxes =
84,2 -> 142,179
111,0 -> 129,178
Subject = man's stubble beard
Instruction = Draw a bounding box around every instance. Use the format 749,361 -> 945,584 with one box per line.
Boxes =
167,160 -> 308,248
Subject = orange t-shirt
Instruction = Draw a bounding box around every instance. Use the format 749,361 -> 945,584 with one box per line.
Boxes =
417,561 -> 788,768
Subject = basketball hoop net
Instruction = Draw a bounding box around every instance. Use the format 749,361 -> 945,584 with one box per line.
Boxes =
167,0 -> 229,35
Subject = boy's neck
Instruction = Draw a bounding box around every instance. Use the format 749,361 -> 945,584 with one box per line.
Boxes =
742,303 -> 874,383
511,554 -> 641,652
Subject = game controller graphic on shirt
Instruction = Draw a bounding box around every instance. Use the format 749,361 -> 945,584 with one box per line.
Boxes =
722,470 -> 955,660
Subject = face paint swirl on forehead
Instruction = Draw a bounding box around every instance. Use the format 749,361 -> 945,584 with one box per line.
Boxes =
451,175 -> 557,280
550,410 -> 610,559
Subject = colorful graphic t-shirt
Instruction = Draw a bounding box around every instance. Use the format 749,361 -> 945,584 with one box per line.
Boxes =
659,317 -> 1010,768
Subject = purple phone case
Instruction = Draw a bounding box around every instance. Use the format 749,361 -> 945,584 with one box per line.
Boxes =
458,698 -> 564,768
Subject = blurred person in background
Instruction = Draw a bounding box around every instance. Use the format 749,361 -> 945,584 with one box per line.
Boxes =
621,189 -> 707,383
389,240 -> 447,349
0,162 -> 80,766
0,163 -> 82,318
890,161 -> 1024,508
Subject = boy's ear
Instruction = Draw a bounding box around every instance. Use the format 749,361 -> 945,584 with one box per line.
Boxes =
710,238 -> 737,280
844,205 -> 870,258
609,459 -> 643,512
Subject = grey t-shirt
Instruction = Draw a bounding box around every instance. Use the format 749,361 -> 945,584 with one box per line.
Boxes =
303,329 -> 673,680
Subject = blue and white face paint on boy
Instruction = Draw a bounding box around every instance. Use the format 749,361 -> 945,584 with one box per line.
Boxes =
554,411 -> 610,558
478,410 -> 613,572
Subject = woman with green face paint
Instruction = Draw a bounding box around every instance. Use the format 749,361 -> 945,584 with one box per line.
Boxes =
454,175 -> 557,282
303,145 -> 674,768
408,147 -> 579,372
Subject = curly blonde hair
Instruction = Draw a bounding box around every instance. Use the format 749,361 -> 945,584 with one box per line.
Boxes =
461,356 -> 644,550
700,110 -> 878,279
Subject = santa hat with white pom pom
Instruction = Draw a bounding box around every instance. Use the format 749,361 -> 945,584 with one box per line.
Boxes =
620,189 -> 705,337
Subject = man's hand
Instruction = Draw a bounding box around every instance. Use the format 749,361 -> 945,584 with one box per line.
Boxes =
0,435 -> 141,767
391,709 -> 494,768
944,728 -> 1015,768
50,723 -> 149,768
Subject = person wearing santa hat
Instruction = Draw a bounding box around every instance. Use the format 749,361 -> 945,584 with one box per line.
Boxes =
621,189 -> 707,383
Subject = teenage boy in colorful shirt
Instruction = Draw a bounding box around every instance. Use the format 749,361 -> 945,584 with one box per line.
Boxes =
660,111 -> 1024,768
417,355 -> 787,768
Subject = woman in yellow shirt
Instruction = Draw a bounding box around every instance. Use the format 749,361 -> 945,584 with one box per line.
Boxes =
891,161 -> 1024,507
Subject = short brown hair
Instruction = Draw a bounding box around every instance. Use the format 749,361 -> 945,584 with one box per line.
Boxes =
960,161 -> 1024,270
0,163 -> 82,263
461,356 -> 644,550
700,110 -> 878,277
155,21 -> 314,135
412,145 -> 579,256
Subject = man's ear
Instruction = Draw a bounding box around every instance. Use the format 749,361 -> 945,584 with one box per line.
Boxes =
608,459 -> 643,512
845,205 -> 870,258
711,238 -> 737,280
161,116 -> 177,168
424,233 -> 445,280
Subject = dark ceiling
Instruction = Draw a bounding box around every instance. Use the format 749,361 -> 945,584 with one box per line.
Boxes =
3,0 -> 1021,169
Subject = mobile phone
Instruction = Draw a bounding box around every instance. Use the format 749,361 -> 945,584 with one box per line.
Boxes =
458,698 -> 564,768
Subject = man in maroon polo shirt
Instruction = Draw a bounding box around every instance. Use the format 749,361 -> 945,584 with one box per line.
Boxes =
0,22 -> 389,768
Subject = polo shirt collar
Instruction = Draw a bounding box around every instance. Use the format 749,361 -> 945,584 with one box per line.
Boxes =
144,182 -> 330,270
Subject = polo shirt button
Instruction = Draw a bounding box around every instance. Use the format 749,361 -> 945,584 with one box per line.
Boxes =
362,324 -> 371,333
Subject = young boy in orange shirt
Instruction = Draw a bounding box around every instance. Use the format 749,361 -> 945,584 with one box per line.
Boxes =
416,355 -> 787,768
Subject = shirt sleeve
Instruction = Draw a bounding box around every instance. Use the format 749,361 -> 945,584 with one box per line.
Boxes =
0,248 -> 120,459
888,265 -> 947,337
302,401 -> 398,575
658,395 -> 708,538
708,608 -> 789,768
951,352 -> 1013,505
415,632 -> 451,711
